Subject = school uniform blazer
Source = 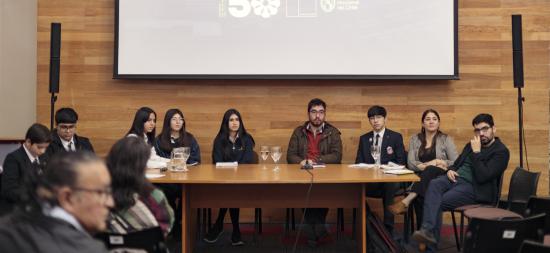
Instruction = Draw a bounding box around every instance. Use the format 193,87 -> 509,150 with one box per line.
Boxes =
1,146 -> 41,205
355,128 -> 406,165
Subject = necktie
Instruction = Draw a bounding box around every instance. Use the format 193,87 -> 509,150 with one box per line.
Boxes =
375,133 -> 380,146
33,158 -> 43,175
68,141 -> 73,151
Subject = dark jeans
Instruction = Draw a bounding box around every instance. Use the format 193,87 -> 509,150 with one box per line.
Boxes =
412,166 -> 447,197
213,208 -> 240,234
366,182 -> 400,233
411,166 -> 448,228
421,176 -> 475,251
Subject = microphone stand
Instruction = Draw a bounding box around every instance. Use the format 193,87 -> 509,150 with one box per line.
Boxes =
517,86 -> 524,168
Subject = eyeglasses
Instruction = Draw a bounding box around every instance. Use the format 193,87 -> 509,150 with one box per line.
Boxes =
474,126 -> 491,134
309,110 -> 325,115
58,124 -> 76,131
72,186 -> 112,203
171,118 -> 184,122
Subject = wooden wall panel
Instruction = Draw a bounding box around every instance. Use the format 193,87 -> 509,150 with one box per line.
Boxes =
37,0 -> 549,223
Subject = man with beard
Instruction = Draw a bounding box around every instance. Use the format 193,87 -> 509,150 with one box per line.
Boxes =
356,105 -> 406,235
287,98 -> 342,247
413,113 -> 510,251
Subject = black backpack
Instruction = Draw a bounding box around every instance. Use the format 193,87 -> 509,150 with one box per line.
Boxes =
365,204 -> 403,253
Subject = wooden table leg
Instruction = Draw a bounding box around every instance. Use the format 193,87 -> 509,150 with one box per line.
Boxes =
358,183 -> 367,253
181,184 -> 195,253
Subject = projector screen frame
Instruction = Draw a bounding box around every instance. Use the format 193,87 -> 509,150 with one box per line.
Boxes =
113,0 -> 459,80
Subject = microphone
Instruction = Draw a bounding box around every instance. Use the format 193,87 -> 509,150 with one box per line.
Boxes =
301,159 -> 314,170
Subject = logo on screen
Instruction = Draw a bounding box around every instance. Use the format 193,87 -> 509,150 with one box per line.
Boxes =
227,0 -> 281,18
252,0 -> 281,18
320,0 -> 336,12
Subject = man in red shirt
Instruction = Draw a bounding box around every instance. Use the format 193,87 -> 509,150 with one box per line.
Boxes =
287,98 -> 343,247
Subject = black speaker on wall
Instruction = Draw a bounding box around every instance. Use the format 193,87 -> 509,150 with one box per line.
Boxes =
512,15 -> 524,88
49,23 -> 61,93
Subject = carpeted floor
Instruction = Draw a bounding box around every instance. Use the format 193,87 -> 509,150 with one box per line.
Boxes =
167,223 -> 462,253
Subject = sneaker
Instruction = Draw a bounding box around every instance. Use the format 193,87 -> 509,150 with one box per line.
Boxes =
412,228 -> 437,245
388,201 -> 408,215
231,233 -> 245,246
203,228 -> 224,243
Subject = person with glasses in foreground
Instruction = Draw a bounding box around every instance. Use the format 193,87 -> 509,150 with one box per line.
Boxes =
0,151 -> 112,253
412,113 -> 510,252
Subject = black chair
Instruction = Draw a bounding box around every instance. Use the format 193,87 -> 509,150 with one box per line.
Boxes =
518,240 -> 550,253
96,226 -> 168,253
462,213 -> 546,253
499,167 -> 541,214
451,167 -> 540,251
524,196 -> 550,234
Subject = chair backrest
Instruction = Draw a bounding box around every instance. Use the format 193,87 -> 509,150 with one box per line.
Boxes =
95,226 -> 167,253
463,213 -> 546,253
507,167 -> 541,203
494,172 -> 505,206
524,196 -> 550,234
518,240 -> 550,253
251,150 -> 259,164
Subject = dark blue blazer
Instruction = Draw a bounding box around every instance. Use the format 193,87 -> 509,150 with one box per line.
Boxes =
355,128 -> 406,165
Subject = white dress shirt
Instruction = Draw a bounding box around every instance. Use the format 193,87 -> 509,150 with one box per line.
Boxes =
60,137 -> 75,151
373,127 -> 386,147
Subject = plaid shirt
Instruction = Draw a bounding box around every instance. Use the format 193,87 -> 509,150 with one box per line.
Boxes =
108,188 -> 175,237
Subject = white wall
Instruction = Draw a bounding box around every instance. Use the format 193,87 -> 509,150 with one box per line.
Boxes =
0,0 -> 37,138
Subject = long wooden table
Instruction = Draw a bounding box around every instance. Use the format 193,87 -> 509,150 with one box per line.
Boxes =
148,164 -> 419,253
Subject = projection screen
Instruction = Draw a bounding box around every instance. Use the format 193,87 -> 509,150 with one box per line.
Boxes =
114,0 -> 458,79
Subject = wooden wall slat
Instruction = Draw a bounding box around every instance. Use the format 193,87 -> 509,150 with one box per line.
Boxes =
37,0 -> 549,210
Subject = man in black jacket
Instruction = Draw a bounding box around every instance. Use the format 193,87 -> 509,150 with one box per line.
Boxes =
413,113 -> 510,250
1,123 -> 51,215
45,108 -> 94,159
356,105 -> 406,234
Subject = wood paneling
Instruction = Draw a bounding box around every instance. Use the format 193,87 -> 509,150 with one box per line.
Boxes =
37,0 -> 549,224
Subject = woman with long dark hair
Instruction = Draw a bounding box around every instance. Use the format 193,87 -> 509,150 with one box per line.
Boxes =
154,108 -> 201,163
126,107 -> 170,166
203,109 -> 255,246
389,109 -> 458,223
126,107 -> 157,145
153,109 -> 201,238
106,137 -> 174,236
